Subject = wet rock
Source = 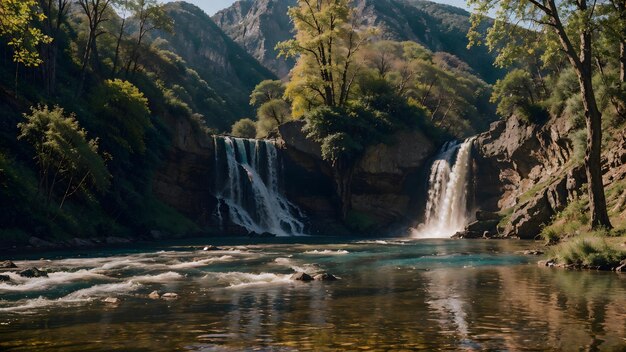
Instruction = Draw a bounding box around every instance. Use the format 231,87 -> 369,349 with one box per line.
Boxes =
202,245 -> 222,251
148,291 -> 160,299
19,267 -> 48,278
69,238 -> 96,247
162,292 -> 178,300
475,210 -> 501,221
103,297 -> 121,304
313,273 -> 338,281
466,219 -> 499,234
0,260 -> 17,268
538,259 -> 556,267
0,274 -> 11,282
290,272 -> 313,282
615,263 -> 626,272
523,250 -> 544,255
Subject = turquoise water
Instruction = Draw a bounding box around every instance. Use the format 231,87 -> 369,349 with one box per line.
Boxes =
1,238 -> 625,351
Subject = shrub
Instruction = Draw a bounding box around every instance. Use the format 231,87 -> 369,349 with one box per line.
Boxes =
550,235 -> 626,267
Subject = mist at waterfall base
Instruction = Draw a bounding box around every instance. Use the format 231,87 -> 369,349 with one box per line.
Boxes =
213,137 -> 305,236
412,138 -> 475,239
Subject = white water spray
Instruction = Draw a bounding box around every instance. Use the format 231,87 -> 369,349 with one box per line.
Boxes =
412,138 -> 475,238
214,136 -> 305,236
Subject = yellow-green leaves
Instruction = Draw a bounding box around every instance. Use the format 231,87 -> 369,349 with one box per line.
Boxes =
0,0 -> 52,67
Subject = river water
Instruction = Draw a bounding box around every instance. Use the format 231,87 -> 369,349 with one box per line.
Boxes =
1,238 -> 625,351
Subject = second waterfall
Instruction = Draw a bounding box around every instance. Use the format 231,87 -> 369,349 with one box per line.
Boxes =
213,136 -> 305,236
412,138 -> 475,238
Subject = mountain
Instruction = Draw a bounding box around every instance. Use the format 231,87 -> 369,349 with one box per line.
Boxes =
154,2 -> 277,130
213,0 -> 503,83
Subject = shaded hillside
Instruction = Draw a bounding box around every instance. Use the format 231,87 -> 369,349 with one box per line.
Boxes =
153,2 -> 276,131
214,0 -> 503,83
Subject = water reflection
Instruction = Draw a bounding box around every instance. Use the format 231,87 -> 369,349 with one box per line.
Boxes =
0,239 -> 624,351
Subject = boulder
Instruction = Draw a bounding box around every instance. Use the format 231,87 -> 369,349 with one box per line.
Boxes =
105,236 -> 131,244
148,291 -> 160,299
290,272 -> 313,282
475,210 -> 501,221
0,260 -> 17,268
615,264 -> 626,272
313,273 -> 338,281
202,245 -> 222,251
504,190 -> 554,239
19,267 -> 48,278
465,219 -> 499,234
103,297 -> 121,304
0,274 -> 11,282
161,292 -> 178,300
523,250 -> 544,256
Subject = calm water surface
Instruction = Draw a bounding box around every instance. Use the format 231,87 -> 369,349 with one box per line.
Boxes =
0,238 -> 625,351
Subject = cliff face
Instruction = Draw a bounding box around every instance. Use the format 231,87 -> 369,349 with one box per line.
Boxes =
470,114 -> 620,239
152,116 -> 218,228
279,121 -> 435,234
153,118 -> 435,235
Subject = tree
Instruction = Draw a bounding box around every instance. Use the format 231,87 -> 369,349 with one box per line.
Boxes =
469,0 -> 612,229
91,79 -> 152,158
124,0 -> 173,77
491,69 -> 540,118
249,80 -> 285,107
230,118 -> 257,138
110,0 -> 130,77
38,0 -> 71,94
276,0 -> 374,111
0,0 -> 52,95
256,99 -> 291,137
76,0 -> 113,96
17,105 -> 110,211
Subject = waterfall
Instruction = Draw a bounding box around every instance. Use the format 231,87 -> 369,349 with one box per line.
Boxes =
214,136 -> 305,236
412,138 -> 475,238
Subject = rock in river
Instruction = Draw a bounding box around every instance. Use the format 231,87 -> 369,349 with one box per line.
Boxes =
149,291 -> 161,299
314,273 -> 338,281
290,272 -> 313,282
19,267 -> 48,278
0,274 -> 11,282
0,260 -> 17,268
162,292 -> 179,300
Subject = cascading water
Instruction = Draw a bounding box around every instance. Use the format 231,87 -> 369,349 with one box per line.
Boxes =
214,136 -> 305,236
412,138 -> 475,238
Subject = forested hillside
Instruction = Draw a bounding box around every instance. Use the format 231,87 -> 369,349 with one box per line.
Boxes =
214,0 -> 503,82
0,0 -> 273,246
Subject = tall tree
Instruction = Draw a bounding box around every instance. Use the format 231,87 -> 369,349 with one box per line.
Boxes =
0,0 -> 52,95
469,0 -> 612,229
276,0 -> 373,113
38,0 -> 71,94
111,0 -> 130,77
124,0 -> 173,77
76,0 -> 113,96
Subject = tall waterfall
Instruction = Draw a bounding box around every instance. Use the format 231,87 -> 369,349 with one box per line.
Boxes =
412,138 -> 475,238
214,136 -> 305,236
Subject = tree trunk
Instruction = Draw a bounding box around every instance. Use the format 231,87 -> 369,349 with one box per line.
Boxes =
577,32 -> 613,229
334,160 -> 354,220
619,39 -> 626,84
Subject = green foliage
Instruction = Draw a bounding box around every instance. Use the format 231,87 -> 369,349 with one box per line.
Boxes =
250,80 -> 285,107
256,99 -> 291,138
91,79 -> 152,155
491,69 -> 543,119
303,104 -> 391,166
17,105 -> 110,209
230,118 -> 257,138
0,0 -> 52,67
549,234 -> 626,267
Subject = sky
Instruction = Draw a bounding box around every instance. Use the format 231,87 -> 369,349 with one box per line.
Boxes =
164,0 -> 472,16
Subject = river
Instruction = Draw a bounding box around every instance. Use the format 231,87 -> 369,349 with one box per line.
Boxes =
1,237 -> 625,351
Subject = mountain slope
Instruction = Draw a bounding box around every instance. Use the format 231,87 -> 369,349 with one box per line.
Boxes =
213,0 -> 503,83
153,2 -> 277,130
